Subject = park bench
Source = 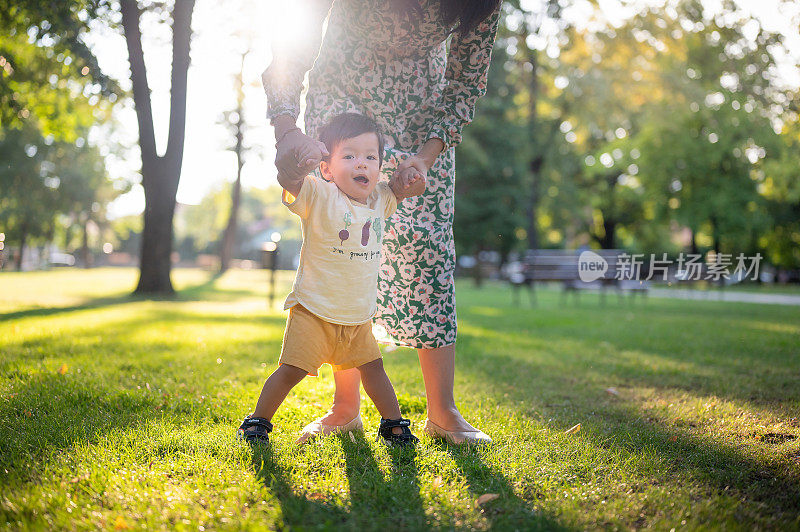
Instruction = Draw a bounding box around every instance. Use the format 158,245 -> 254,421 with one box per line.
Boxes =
506,249 -> 649,306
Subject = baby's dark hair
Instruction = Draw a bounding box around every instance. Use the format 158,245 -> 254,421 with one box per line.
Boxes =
318,112 -> 384,167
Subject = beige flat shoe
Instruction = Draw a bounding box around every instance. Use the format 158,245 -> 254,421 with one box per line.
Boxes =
295,413 -> 363,444
424,418 -> 492,445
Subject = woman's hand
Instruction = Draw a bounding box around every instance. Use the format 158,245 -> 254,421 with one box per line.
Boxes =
390,137 -> 444,199
395,154 -> 428,182
273,116 -> 329,181
392,156 -> 428,199
391,166 -> 426,199
416,137 -> 445,169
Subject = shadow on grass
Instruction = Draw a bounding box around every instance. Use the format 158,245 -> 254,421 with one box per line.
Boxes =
454,339 -> 800,526
247,434 -> 428,530
585,403 -> 800,526
250,444 -> 350,529
0,271 -> 264,323
441,443 -> 568,530
456,299 -> 800,407
0,280 -> 287,483
342,432 -> 427,529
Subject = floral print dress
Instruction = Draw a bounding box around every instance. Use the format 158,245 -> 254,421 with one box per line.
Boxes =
264,0 -> 499,348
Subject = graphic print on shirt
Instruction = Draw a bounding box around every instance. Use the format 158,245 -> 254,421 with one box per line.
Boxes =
372,216 -> 382,243
361,219 -> 372,246
339,212 -> 351,245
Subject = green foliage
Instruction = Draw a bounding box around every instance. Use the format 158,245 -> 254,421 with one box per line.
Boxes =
636,102 -> 776,254
758,118 -> 800,267
0,0 -> 125,264
541,0 -> 799,258
0,128 -> 62,245
0,124 -> 126,258
455,41 -> 527,258
0,1 -> 118,137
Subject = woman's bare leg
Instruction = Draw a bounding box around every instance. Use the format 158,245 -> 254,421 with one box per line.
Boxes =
317,366 -> 362,425
319,344 -> 477,431
418,344 -> 478,432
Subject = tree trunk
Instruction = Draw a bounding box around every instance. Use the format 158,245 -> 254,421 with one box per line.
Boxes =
219,55 -> 247,273
121,0 -> 195,295
137,178 -> 177,292
473,245 -> 484,288
15,226 -> 27,271
527,157 -> 541,250
518,2 -> 565,252
526,42 -> 541,252
690,228 -> 699,255
600,217 -> 616,249
599,174 -> 618,249
81,216 -> 91,268
219,163 -> 242,273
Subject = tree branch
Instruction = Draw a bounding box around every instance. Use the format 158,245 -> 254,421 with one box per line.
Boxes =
120,0 -> 157,172
165,0 -> 196,170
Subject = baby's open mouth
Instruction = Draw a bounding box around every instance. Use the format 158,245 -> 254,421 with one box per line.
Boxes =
353,175 -> 369,184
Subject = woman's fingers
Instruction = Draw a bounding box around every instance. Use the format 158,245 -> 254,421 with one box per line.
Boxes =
296,144 -> 325,169
398,168 -> 423,189
398,155 -> 429,177
275,130 -> 326,172
295,145 -> 316,168
392,155 -> 429,192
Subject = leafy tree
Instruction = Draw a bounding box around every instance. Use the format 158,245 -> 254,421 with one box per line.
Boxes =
553,0 -> 795,253
759,116 -> 800,268
503,0 -> 573,250
629,1 -> 791,255
0,125 -> 121,269
119,0 -> 196,293
0,1 -> 117,136
218,53 -> 249,273
455,35 -> 527,277
0,128 -> 60,269
1,1 -> 131,271
5,0 -> 196,289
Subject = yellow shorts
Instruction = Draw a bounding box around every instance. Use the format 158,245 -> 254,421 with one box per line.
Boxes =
279,304 -> 382,376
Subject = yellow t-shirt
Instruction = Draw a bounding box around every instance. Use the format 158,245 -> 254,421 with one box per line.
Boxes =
282,175 -> 398,325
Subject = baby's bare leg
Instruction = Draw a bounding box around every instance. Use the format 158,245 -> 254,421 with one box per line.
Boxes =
251,364 -> 308,421
357,358 -> 402,421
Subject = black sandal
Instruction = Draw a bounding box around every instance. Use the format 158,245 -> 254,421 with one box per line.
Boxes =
377,417 -> 419,446
238,416 -> 273,444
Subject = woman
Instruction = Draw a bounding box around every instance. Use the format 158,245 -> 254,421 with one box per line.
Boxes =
264,0 -> 501,444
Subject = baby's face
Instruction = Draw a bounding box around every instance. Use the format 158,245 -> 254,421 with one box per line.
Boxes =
320,133 -> 381,204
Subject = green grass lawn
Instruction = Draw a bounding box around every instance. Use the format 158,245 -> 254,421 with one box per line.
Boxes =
657,281 -> 800,296
1,268 -> 799,531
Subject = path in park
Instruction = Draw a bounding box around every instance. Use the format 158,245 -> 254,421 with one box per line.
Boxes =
648,288 -> 800,306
